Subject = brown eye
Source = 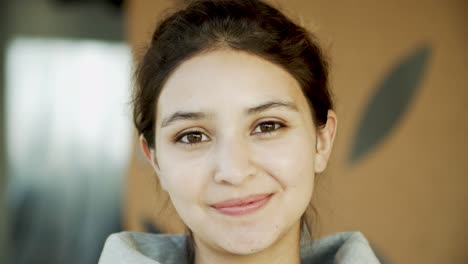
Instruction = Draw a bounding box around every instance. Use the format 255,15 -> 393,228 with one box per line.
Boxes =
178,131 -> 209,145
252,121 -> 283,135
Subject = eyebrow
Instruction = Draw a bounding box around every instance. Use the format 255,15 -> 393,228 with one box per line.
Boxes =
246,100 -> 298,115
161,111 -> 208,128
160,100 -> 298,128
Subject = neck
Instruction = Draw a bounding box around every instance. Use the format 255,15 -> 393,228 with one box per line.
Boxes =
193,222 -> 301,264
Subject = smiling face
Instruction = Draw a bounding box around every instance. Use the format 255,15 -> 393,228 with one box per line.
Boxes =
142,49 -> 335,257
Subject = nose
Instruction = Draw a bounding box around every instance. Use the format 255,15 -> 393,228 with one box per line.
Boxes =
213,135 -> 255,185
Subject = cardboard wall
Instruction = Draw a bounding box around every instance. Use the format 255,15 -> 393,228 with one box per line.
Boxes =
124,0 -> 468,263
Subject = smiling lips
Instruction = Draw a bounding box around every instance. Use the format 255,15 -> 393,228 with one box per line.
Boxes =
210,193 -> 273,216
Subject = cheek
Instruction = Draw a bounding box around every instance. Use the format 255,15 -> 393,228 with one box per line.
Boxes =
157,144 -> 211,203
255,131 -> 316,189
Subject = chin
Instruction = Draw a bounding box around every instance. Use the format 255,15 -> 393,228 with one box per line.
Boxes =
216,229 -> 279,255
221,241 -> 271,255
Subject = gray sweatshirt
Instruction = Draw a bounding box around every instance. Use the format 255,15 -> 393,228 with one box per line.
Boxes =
99,231 -> 381,264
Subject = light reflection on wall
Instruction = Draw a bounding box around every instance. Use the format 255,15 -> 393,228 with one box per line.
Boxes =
5,37 -> 132,264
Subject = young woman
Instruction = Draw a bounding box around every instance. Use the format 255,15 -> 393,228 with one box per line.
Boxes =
100,0 -> 380,263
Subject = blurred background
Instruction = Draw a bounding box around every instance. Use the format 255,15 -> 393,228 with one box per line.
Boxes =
0,0 -> 132,264
0,0 -> 467,264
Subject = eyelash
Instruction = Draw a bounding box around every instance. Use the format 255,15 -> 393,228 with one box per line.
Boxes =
175,120 -> 286,146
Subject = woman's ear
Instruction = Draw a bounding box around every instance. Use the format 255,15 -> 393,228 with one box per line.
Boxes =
314,110 -> 338,173
139,134 -> 162,179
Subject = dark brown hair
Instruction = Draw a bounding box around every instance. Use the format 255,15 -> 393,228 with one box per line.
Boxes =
133,0 -> 333,256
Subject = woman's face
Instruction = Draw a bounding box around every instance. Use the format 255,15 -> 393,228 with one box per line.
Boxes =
145,50 -> 334,255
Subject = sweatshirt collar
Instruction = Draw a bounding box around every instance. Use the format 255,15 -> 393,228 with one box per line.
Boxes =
99,231 -> 380,264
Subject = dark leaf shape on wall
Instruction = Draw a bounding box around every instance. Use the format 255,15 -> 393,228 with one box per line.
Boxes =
349,45 -> 431,164
144,219 -> 162,234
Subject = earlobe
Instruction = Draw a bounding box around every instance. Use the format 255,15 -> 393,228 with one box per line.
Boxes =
314,110 -> 338,173
139,134 -> 161,177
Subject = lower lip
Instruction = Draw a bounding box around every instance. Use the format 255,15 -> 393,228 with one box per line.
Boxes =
213,194 -> 273,216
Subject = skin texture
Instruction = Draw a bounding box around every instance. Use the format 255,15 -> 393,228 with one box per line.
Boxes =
141,50 -> 337,264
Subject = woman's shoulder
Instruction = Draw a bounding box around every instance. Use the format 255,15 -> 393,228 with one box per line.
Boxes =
98,232 -> 189,264
300,231 -> 381,263
98,231 -> 381,264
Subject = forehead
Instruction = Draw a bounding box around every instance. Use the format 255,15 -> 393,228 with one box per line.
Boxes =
157,50 -> 309,118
